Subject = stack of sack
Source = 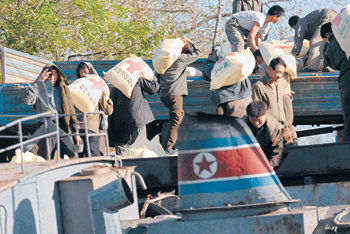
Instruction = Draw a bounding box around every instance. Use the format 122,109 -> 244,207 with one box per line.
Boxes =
259,41 -> 297,79
269,37 -> 325,71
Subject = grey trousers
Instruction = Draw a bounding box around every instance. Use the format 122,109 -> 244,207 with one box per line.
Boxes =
24,121 -> 77,159
304,11 -> 338,71
225,18 -> 248,52
216,96 -> 252,118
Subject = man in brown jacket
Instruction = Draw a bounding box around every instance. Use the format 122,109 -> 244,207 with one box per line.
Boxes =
244,101 -> 284,168
252,57 -> 298,144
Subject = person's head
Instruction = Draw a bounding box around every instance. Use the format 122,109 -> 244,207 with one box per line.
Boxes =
182,43 -> 194,54
43,64 -> 66,87
246,101 -> 268,129
76,62 -> 98,78
253,50 -> 263,65
321,22 -> 333,43
267,5 -> 285,24
288,15 -> 299,29
268,57 -> 286,82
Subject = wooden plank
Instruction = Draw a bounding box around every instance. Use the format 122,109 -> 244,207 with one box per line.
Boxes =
2,47 -> 50,84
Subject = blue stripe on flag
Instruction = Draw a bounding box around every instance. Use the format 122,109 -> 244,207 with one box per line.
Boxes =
179,135 -> 256,151
179,174 -> 280,195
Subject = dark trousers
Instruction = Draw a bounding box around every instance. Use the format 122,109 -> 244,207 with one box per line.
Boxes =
341,83 -> 350,142
216,96 -> 252,118
79,129 -> 100,157
160,95 -> 185,152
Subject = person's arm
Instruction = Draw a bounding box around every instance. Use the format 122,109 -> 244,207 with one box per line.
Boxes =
24,85 -> 39,105
62,86 -> 82,144
248,22 -> 261,51
333,41 -> 348,71
269,126 -> 284,167
24,68 -> 52,105
202,62 -> 214,82
232,0 -> 242,14
180,37 -> 202,66
139,77 -> 160,95
258,0 -> 263,13
252,83 -> 265,102
99,94 -> 114,116
292,23 -> 307,56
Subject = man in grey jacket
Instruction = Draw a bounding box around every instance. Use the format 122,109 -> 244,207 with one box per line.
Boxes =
288,8 -> 337,71
157,37 -> 202,154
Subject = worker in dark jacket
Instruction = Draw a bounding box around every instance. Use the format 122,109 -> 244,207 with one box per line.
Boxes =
75,62 -> 113,157
157,36 -> 202,154
202,45 -> 252,117
232,0 -> 263,14
24,64 -> 82,159
108,77 -> 159,155
244,101 -> 284,168
288,8 -> 337,71
321,23 -> 350,142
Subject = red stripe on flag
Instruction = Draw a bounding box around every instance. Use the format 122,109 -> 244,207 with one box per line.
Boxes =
178,146 -> 273,181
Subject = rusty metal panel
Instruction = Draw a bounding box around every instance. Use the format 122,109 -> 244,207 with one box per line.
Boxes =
1,47 -> 50,84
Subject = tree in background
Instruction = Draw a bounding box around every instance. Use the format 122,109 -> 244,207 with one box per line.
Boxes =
0,0 -> 167,61
0,0 -> 347,61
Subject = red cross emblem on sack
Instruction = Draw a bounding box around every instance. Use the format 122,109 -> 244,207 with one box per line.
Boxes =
125,60 -> 145,74
88,78 -> 106,91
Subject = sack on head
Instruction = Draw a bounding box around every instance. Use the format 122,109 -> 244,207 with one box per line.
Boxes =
332,5 -> 350,58
210,49 -> 255,90
103,56 -> 154,98
69,75 -> 109,112
152,38 -> 185,74
259,41 -> 297,80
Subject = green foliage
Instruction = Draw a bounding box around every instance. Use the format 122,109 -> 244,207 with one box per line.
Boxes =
0,0 -> 167,61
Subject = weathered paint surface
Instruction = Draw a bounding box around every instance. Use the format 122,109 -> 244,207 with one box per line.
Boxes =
0,157 -> 135,234
122,205 -> 350,234
0,45 -> 344,125
286,182 -> 350,208
1,47 -> 51,84
176,114 -> 292,211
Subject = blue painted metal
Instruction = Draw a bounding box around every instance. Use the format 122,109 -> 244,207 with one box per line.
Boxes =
175,114 -> 293,216
286,182 -> 350,208
0,46 -> 344,125
89,178 -> 134,234
122,206 -> 343,234
0,158 -> 137,234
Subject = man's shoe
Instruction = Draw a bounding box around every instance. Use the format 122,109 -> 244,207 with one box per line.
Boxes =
165,149 -> 178,156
